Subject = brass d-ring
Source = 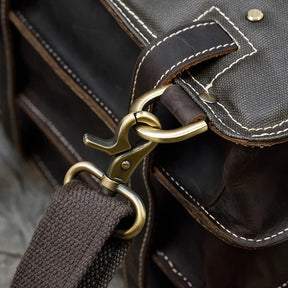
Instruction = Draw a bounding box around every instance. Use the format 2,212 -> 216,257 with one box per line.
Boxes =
129,84 -> 208,143
64,161 -> 146,240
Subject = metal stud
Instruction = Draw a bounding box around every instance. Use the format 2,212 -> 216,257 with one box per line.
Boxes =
247,9 -> 264,22
199,93 -> 217,104
121,160 -> 131,170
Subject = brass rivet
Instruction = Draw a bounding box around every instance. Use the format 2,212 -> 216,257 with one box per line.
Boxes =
247,9 -> 264,22
199,93 -> 217,104
121,160 -> 131,170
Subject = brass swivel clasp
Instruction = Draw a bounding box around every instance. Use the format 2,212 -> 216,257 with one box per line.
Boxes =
83,111 -> 161,187
64,84 -> 208,240
64,110 -> 161,240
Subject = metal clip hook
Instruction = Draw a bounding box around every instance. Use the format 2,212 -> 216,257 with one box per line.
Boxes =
64,111 -> 161,240
84,111 -> 161,186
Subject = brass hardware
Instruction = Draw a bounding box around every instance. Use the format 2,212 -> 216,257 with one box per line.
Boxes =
64,161 -> 146,240
65,111 -> 160,239
247,9 -> 264,22
121,160 -> 131,170
136,120 -> 207,143
84,111 -> 161,184
199,92 -> 217,104
129,85 -> 208,143
64,161 -> 104,184
64,84 -> 208,239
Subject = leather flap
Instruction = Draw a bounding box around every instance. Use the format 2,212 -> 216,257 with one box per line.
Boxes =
103,0 -> 288,146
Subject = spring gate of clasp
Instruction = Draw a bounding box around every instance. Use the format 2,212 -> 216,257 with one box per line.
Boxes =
64,85 -> 208,239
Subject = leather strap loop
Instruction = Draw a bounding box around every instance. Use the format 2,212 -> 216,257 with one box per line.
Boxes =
130,20 -> 238,103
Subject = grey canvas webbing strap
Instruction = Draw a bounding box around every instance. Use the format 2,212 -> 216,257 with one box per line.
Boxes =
11,180 -> 132,288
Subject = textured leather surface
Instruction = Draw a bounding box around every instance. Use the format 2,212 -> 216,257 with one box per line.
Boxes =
103,0 -> 288,145
1,0 -> 288,287
152,180 -> 288,288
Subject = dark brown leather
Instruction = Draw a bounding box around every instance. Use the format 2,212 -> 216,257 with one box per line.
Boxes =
1,1 -> 288,288
160,84 -> 206,126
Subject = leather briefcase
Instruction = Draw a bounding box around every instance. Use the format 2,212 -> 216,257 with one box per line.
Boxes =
1,0 -> 288,287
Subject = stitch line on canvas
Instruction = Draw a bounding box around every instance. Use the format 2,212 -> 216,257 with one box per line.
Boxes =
153,42 -> 235,88
193,6 -> 257,90
98,5 -> 286,137
187,72 -> 288,135
109,0 -> 150,44
162,166 -> 288,243
115,0 -> 156,38
179,78 -> 241,135
252,128 -> 288,137
16,11 -> 119,123
277,281 -> 288,288
21,96 -> 83,162
216,102 -> 288,132
157,251 -> 193,287
130,21 -> 217,103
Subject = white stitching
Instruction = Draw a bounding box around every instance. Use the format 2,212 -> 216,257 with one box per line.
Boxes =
216,102 -> 288,132
109,0 -> 150,44
101,3 -> 287,136
153,43 -> 235,89
16,12 -> 119,123
130,21 -> 217,103
162,166 -> 288,243
156,251 -> 193,287
179,78 -> 241,135
115,0 -> 156,38
252,128 -> 288,137
21,97 -> 83,162
193,6 -> 257,90
184,75 -> 288,137
277,281 -> 288,288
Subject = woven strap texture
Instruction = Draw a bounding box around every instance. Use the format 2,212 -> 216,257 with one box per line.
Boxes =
11,180 -> 131,288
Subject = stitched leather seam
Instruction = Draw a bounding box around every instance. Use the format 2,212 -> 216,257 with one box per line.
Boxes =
33,155 -> 60,189
138,157 -> 153,288
115,0 -> 156,38
156,251 -> 193,287
21,97 -> 83,162
16,12 -> 119,123
277,281 -> 288,288
153,42 -> 235,89
131,21 -> 217,103
109,0 -> 150,44
193,6 -> 257,90
162,167 -> 288,243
